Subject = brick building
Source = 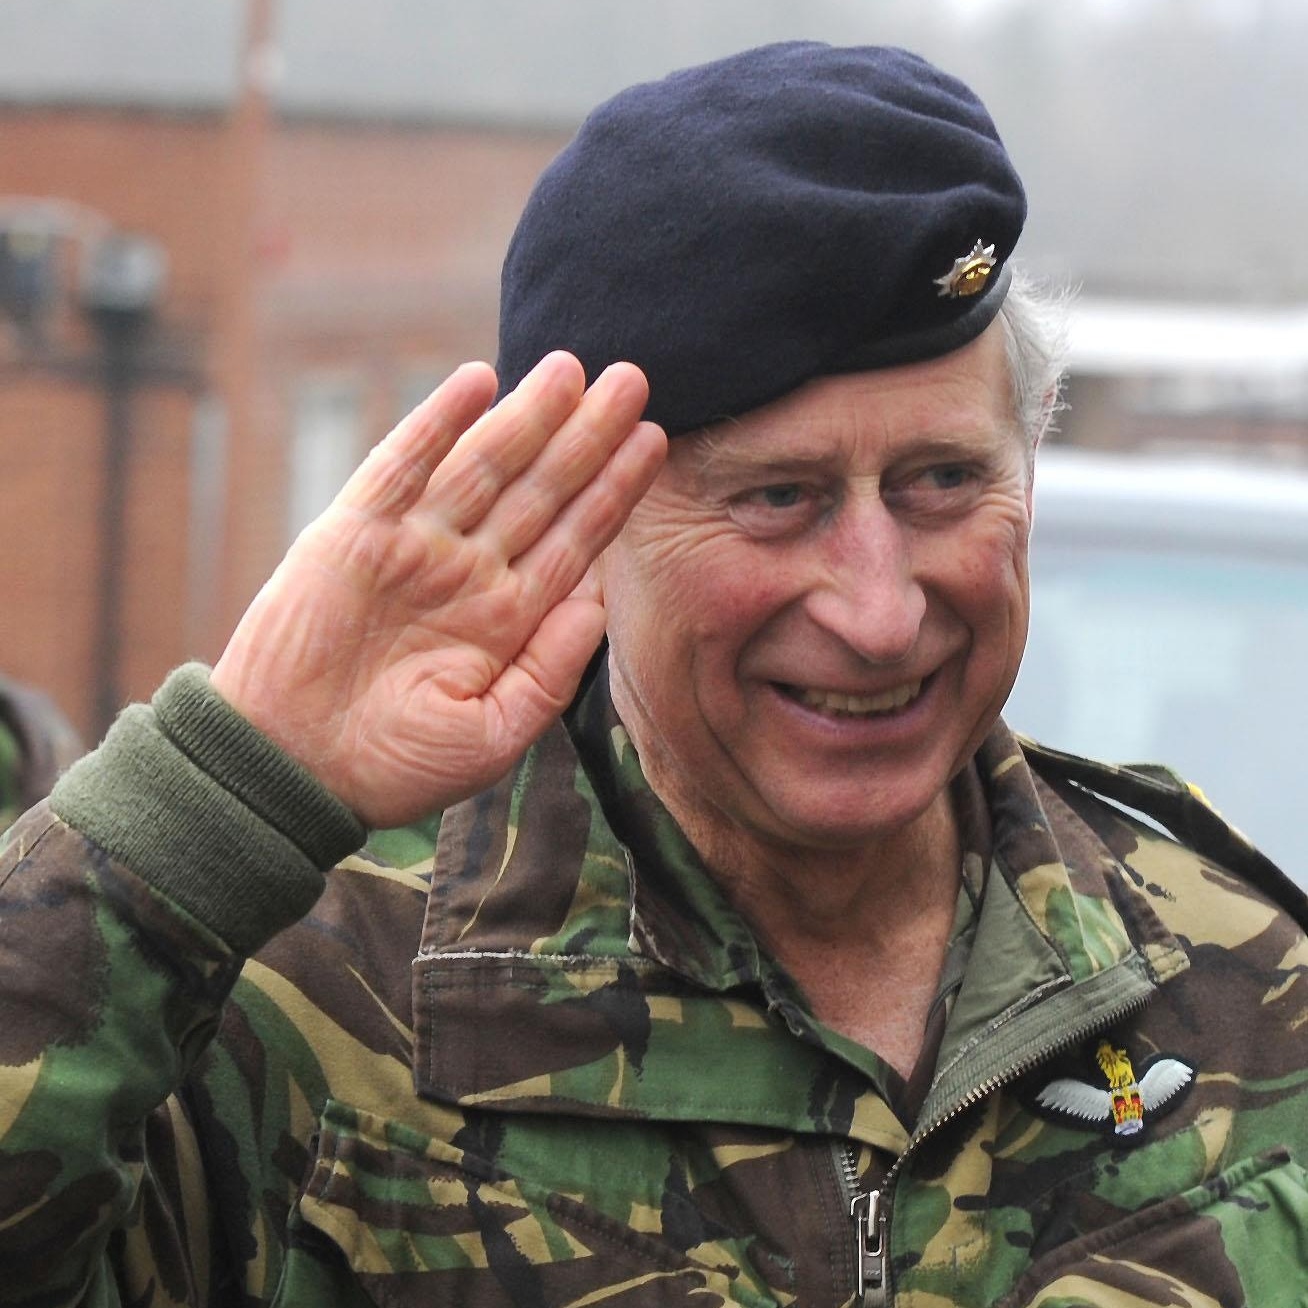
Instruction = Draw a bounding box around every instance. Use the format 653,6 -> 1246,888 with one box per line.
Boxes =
2,0 -> 1305,741
0,7 -> 567,739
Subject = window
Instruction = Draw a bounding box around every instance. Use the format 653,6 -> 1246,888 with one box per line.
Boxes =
287,374 -> 364,542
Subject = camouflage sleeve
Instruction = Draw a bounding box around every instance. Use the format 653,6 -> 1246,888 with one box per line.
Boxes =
0,672 -> 85,831
0,665 -> 365,1305
0,717 -> 22,832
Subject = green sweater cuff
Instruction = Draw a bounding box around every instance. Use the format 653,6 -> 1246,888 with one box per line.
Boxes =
51,663 -> 367,955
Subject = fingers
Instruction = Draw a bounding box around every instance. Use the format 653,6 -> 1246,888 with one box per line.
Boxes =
509,416 -> 666,609
471,361 -> 654,558
431,353 -> 642,536
338,362 -> 499,517
490,589 -> 611,737
334,353 -> 653,557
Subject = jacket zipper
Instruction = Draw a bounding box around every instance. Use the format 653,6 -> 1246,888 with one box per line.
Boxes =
839,988 -> 1150,1305
840,1147 -> 888,1306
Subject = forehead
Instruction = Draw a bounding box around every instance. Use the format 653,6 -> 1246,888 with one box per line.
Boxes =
677,322 -> 1018,474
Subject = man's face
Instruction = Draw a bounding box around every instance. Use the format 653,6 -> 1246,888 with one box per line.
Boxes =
598,321 -> 1033,858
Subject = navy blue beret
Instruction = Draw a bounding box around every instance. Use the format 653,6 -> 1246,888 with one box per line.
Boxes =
496,41 -> 1026,435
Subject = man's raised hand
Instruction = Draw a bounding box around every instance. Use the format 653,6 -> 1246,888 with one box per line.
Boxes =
211,353 -> 666,828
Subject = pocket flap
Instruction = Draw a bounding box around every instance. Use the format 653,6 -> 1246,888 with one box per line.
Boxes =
293,1100 -> 789,1307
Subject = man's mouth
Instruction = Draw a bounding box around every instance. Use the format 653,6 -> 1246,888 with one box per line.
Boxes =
784,680 -> 924,718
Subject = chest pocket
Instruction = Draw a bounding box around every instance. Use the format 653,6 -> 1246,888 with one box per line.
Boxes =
275,1100 -> 793,1308
993,1148 -> 1308,1307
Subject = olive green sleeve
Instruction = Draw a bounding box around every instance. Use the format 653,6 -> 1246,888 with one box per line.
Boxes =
51,663 -> 366,955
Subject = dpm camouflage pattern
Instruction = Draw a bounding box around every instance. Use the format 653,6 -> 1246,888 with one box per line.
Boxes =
0,673 -> 83,831
0,672 -> 1306,1306
0,718 -> 23,833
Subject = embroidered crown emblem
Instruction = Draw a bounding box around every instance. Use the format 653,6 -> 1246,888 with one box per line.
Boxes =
1036,1040 -> 1193,1137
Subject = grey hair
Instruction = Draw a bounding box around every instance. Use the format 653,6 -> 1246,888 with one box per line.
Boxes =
997,267 -> 1074,448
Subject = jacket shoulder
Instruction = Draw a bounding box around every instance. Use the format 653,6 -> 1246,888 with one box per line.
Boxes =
1018,735 -> 1308,931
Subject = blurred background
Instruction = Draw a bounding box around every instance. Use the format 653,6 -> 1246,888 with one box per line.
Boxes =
0,0 -> 1305,871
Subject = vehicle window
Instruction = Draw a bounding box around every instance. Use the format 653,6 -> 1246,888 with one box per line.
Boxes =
1007,546 -> 1307,885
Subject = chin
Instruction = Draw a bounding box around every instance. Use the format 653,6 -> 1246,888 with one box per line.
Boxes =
759,789 -> 945,853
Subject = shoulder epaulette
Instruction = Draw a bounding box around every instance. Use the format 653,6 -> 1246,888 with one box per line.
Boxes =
1019,736 -> 1308,931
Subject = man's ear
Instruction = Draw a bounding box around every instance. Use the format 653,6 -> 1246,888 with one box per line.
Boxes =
1024,432 -> 1039,518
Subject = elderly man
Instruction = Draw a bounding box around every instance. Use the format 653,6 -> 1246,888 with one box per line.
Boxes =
2,42 -> 1305,1308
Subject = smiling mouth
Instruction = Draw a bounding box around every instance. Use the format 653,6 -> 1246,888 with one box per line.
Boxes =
782,680 -> 924,718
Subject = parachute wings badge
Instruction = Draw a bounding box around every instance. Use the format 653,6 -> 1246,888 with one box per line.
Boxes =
1036,1040 -> 1193,1137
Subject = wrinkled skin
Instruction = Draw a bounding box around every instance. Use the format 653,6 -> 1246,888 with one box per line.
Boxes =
211,353 -> 666,828
600,322 -> 1032,897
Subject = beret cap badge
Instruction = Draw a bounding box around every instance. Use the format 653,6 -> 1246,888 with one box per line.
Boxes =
934,240 -> 998,299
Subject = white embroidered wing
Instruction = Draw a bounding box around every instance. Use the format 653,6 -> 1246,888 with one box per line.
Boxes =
1138,1058 -> 1193,1111
1035,1078 -> 1113,1122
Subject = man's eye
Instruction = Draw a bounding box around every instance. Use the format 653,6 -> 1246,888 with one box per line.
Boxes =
925,465 -> 973,491
727,482 -> 822,538
758,483 -> 803,508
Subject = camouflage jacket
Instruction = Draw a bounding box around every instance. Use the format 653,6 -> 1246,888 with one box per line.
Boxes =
0,672 -> 83,831
1,663 -> 1306,1306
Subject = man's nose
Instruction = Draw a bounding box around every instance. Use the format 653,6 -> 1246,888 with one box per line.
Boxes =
800,500 -> 925,664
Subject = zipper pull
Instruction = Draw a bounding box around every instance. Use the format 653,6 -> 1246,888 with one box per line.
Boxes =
850,1187 -> 888,1305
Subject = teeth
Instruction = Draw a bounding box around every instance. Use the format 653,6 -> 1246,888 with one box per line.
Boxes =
795,681 -> 922,716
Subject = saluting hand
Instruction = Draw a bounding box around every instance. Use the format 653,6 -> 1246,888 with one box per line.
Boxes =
211,353 -> 666,828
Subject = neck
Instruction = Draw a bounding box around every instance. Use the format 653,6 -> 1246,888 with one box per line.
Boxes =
692,794 -> 958,943
714,796 -> 963,1075
652,775 -> 965,1077
605,663 -> 968,1072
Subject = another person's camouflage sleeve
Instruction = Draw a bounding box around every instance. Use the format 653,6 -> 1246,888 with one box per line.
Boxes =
0,673 -> 83,831
0,717 -> 22,832
0,666 -> 364,1305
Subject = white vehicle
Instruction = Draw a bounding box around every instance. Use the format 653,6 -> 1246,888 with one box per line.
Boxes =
1008,445 -> 1308,886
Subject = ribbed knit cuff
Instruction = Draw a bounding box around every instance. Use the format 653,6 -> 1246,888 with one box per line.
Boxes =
51,664 -> 366,955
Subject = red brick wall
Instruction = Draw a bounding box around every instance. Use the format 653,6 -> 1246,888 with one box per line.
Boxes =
0,379 -> 103,732
0,109 -> 230,738
0,102 -> 567,742
218,121 -> 561,624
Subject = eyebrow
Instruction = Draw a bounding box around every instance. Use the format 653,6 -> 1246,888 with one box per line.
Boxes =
693,447 -> 834,478
687,428 -> 1007,482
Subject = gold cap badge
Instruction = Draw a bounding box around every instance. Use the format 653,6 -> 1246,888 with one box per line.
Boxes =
934,240 -> 998,299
